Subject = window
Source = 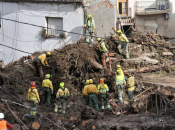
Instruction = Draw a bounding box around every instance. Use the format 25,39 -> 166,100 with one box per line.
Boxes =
118,0 -> 128,16
46,17 -> 63,36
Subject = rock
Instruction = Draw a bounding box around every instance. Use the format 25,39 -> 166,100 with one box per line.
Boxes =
12,124 -> 21,130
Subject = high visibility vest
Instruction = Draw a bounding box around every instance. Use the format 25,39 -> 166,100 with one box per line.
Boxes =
116,75 -> 125,85
98,41 -> 108,52
97,84 -> 109,93
0,120 -> 7,130
127,76 -> 135,91
86,18 -> 95,27
56,88 -> 70,98
28,88 -> 40,101
118,34 -> 129,43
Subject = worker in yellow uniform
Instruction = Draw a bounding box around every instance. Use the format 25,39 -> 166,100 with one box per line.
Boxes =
85,79 -> 99,111
54,82 -> 70,114
36,52 -> 51,77
115,65 -> 124,78
84,14 -> 95,46
28,81 -> 40,116
42,74 -> 53,107
126,73 -> 135,105
115,71 -> 126,104
97,78 -> 111,112
113,30 -> 129,59
97,37 -> 116,68
83,80 -> 89,106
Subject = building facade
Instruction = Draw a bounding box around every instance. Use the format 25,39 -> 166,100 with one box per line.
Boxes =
0,0 -> 83,64
135,0 -> 175,38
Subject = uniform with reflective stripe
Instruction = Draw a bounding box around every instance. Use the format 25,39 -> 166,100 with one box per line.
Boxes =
98,41 -> 108,53
28,88 -> 40,101
56,88 -> 70,98
116,75 -> 126,85
97,83 -> 109,93
127,77 -> 135,91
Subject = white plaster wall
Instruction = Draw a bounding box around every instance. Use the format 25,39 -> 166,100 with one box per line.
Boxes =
0,2 -> 83,64
128,0 -> 136,18
135,0 -> 175,38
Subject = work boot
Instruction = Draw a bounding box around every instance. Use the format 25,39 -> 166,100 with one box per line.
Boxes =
101,109 -> 105,112
108,108 -> 112,112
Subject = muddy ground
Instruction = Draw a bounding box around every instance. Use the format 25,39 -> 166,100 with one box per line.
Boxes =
1,29 -> 175,130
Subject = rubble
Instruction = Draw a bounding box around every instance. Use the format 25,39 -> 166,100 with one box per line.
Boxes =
1,29 -> 175,129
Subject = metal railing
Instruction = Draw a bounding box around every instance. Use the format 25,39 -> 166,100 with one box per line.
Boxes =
118,8 -> 132,18
135,0 -> 170,14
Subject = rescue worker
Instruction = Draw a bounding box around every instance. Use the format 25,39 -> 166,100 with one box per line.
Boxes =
42,74 -> 53,107
115,65 -> 124,77
83,80 -> 90,106
84,14 -> 95,46
113,30 -> 129,59
0,113 -> 13,130
97,37 -> 116,68
115,71 -> 126,104
28,81 -> 40,116
97,78 -> 111,112
54,82 -> 70,114
36,52 -> 51,77
126,73 -> 135,105
85,79 -> 99,111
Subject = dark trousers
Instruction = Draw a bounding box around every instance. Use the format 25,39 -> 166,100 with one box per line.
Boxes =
88,93 -> 99,111
42,88 -> 51,106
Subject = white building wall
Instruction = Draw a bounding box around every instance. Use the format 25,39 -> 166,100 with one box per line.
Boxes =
0,2 -> 83,64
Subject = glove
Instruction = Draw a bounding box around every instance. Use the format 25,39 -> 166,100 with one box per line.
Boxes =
83,24 -> 87,28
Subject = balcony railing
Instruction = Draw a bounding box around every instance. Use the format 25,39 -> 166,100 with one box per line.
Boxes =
135,0 -> 170,15
118,8 -> 132,18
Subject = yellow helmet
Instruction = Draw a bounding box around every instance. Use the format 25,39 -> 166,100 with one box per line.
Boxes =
117,30 -> 122,34
116,65 -> 121,68
97,38 -> 102,42
86,80 -> 89,84
60,82 -> 64,88
46,52 -> 51,56
87,14 -> 92,18
45,74 -> 50,78
89,79 -> 93,84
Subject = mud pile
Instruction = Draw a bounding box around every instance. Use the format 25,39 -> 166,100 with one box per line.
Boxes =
0,29 -> 175,129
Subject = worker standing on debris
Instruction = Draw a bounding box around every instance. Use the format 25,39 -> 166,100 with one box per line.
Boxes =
97,37 -> 116,68
36,52 -> 51,77
115,71 -> 126,104
84,14 -> 95,46
54,82 -> 70,114
0,113 -> 13,130
42,74 -> 53,107
126,73 -> 135,105
97,78 -> 111,112
28,81 -> 40,116
113,30 -> 129,59
83,80 -> 90,106
85,79 -> 99,111
115,65 -> 124,77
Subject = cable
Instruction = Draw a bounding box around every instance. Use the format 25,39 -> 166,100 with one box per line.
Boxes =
0,43 -> 32,54
0,86 -> 66,130
0,17 -> 106,39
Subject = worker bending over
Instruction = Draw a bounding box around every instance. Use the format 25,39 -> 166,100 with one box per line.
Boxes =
0,113 -> 13,130
83,80 -> 90,106
97,78 -> 111,112
28,81 -> 40,116
85,79 -> 99,111
84,14 -> 95,46
113,30 -> 129,59
42,74 -> 53,107
36,52 -> 51,77
97,37 -> 116,68
115,71 -> 126,104
54,82 -> 70,114
126,73 -> 135,105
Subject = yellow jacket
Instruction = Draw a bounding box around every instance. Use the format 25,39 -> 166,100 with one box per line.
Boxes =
42,79 -> 53,92
127,76 -> 135,91
118,34 -> 129,43
116,74 -> 126,86
85,18 -> 95,28
56,88 -> 70,98
115,68 -> 124,79
99,41 -> 108,53
97,83 -> 109,93
85,84 -> 98,96
28,88 -> 40,101
38,54 -> 48,65
83,85 -> 88,95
